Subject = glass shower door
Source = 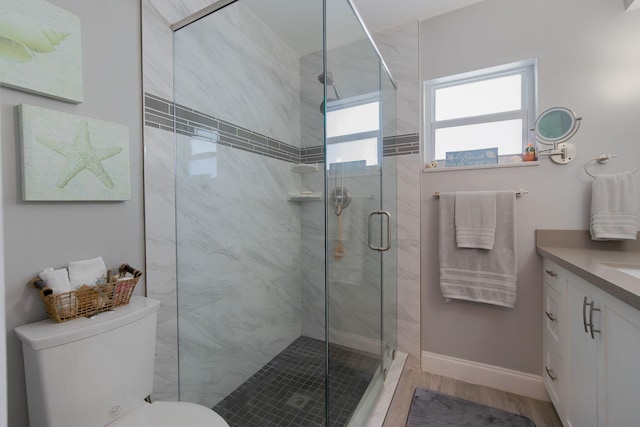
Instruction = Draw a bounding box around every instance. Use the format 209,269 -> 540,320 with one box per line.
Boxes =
324,0 -> 396,424
172,0 -> 396,424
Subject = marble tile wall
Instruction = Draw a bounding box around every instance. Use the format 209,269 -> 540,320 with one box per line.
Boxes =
299,38 -> 380,150
175,133 -> 304,406
143,126 -> 179,401
299,169 -> 325,342
144,0 -> 204,402
373,22 -> 420,136
298,21 -> 422,367
174,2 -> 301,146
145,94 -> 302,163
299,165 -> 395,352
143,0 -> 423,403
395,154 -> 421,369
143,0 -> 304,402
375,21 -> 421,369
145,92 -> 419,164
299,50 -> 324,149
326,170 -> 385,341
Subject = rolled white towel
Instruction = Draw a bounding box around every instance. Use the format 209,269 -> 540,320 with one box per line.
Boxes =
38,267 -> 71,294
68,256 -> 107,289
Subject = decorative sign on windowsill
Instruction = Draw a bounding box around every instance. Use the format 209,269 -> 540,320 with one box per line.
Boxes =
445,147 -> 499,168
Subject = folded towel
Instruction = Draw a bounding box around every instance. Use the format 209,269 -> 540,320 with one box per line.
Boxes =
439,191 -> 517,308
455,191 -> 496,249
68,256 -> 107,289
38,267 -> 71,294
590,172 -> 638,241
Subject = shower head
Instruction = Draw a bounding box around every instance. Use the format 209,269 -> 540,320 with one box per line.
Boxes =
318,70 -> 341,115
320,98 -> 339,115
317,71 -> 334,86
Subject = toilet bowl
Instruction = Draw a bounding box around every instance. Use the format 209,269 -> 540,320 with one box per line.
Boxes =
15,296 -> 229,427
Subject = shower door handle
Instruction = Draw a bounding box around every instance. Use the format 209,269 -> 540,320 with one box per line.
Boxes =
368,211 -> 391,252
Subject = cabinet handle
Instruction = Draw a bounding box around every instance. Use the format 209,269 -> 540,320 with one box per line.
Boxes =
545,366 -> 558,382
582,296 -> 589,333
588,300 -> 601,340
545,269 -> 558,278
545,311 -> 557,322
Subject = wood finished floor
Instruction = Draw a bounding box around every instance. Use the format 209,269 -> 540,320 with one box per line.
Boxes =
382,368 -> 563,427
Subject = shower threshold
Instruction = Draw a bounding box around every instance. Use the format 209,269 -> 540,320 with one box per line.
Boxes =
213,335 -> 379,427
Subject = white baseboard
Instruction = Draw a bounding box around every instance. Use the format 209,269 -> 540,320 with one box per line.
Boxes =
421,351 -> 549,401
329,328 -> 381,355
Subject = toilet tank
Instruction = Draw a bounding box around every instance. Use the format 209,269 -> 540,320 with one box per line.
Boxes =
15,296 -> 161,427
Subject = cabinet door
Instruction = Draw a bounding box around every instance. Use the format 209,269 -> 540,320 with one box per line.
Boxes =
543,341 -> 562,411
544,282 -> 562,347
565,280 -> 598,427
542,277 -> 564,417
597,297 -> 640,427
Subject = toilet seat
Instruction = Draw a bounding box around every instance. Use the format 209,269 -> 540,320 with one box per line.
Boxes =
108,401 -> 229,427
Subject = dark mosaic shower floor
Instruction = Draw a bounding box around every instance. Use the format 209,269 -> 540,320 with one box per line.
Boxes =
213,336 -> 380,427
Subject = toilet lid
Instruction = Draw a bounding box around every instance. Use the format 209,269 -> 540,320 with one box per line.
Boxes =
109,401 -> 229,427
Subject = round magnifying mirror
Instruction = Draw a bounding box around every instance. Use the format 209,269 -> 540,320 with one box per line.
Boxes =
534,107 -> 580,144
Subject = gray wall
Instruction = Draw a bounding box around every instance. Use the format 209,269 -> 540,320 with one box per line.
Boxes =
420,0 -> 640,375
2,1 -> 144,426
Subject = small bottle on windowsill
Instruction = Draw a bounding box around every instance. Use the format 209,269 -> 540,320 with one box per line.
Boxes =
522,143 -> 536,161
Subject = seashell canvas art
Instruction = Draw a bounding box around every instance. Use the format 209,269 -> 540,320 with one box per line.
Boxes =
0,0 -> 82,103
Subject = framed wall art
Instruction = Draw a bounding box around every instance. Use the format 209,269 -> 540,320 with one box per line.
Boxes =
19,104 -> 131,201
0,0 -> 83,103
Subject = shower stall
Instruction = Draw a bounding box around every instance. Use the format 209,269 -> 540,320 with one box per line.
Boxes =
171,0 -> 397,425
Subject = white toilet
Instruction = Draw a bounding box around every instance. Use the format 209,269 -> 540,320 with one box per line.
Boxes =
15,296 -> 229,427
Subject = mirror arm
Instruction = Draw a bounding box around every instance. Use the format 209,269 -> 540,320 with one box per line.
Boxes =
538,143 -> 562,156
538,142 -> 576,164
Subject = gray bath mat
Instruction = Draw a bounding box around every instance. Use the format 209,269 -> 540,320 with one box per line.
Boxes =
405,388 -> 536,426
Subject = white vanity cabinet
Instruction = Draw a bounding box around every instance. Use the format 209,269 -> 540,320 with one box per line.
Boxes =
542,258 -> 640,427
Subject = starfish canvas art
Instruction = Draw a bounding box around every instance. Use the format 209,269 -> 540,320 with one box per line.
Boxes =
19,104 -> 131,201
0,0 -> 83,103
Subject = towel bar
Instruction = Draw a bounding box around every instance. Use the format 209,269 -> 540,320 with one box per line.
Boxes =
433,189 -> 528,198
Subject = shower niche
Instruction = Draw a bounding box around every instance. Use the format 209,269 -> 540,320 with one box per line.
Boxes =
172,0 -> 398,425
288,163 -> 322,202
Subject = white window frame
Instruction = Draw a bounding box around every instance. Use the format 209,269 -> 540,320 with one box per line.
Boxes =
423,59 -> 537,171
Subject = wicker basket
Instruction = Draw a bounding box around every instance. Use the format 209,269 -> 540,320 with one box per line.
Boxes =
29,264 -> 141,323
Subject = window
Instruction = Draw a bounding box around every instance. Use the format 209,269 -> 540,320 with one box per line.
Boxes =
325,94 -> 380,170
423,60 -> 536,169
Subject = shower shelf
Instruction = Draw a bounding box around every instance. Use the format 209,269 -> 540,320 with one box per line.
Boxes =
287,192 -> 322,202
290,163 -> 319,173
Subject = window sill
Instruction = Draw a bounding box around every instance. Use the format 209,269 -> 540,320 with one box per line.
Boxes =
423,160 -> 540,173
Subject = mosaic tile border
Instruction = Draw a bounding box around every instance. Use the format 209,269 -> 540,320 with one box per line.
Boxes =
145,93 -> 420,163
